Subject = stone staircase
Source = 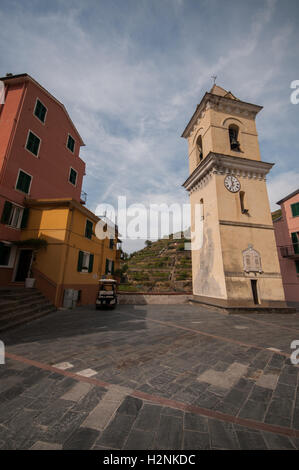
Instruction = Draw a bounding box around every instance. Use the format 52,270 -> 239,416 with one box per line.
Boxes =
0,287 -> 57,331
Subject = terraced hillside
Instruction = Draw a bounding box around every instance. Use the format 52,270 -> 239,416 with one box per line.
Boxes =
119,235 -> 192,292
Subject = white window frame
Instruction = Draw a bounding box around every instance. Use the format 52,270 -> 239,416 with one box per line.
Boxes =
25,129 -> 41,158
33,97 -> 47,125
69,167 -> 77,186
66,133 -> 75,154
106,259 -> 113,274
15,168 -> 33,195
81,251 -> 91,273
7,203 -> 24,229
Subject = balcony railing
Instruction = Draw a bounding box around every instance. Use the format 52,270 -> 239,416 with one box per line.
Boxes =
280,244 -> 299,259
80,191 -> 87,204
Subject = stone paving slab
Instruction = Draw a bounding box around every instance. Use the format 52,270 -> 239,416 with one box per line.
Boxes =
0,304 -> 299,449
0,358 -> 298,450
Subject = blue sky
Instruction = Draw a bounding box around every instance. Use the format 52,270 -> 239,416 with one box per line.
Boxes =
0,0 -> 298,251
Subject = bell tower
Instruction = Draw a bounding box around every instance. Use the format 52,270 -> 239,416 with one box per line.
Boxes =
182,85 -> 287,308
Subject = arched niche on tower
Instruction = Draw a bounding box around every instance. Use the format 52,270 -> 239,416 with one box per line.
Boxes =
192,128 -> 204,166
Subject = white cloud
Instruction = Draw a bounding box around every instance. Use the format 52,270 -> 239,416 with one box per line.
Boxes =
267,171 -> 299,210
0,0 -> 298,252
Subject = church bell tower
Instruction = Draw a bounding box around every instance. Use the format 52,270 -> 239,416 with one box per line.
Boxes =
182,85 -> 286,308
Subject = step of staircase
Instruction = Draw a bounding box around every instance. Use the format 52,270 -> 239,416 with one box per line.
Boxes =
0,295 -> 49,314
0,288 -> 57,331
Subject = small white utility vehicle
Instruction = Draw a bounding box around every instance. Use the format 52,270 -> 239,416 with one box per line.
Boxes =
96,279 -> 117,310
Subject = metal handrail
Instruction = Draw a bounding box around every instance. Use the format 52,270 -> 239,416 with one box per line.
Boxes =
80,191 -> 87,203
279,243 -> 299,257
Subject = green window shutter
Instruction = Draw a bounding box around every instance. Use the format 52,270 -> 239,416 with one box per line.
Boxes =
40,105 -> 46,122
112,261 -> 115,274
85,220 -> 93,239
16,172 -> 23,191
88,254 -> 94,273
20,208 -> 29,229
105,259 -> 109,274
33,135 -> 40,155
291,202 -> 299,217
16,172 -> 24,191
295,261 -> 299,274
27,132 -> 34,149
1,201 -> 12,224
77,250 -> 84,272
35,100 -> 42,118
292,232 -> 299,254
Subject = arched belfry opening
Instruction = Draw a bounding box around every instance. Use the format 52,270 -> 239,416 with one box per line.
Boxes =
196,135 -> 203,164
228,124 -> 241,151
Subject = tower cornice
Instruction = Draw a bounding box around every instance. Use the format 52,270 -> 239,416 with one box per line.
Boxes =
181,92 -> 263,139
182,152 -> 274,193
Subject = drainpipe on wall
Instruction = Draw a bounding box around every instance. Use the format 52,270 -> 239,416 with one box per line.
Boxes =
55,205 -> 74,307
0,81 -> 28,185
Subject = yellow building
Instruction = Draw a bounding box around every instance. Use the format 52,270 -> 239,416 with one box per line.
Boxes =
19,198 -> 121,307
182,85 -> 287,308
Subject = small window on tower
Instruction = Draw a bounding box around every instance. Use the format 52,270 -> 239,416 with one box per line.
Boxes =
239,191 -> 248,214
200,198 -> 204,220
229,125 -> 241,151
196,136 -> 203,163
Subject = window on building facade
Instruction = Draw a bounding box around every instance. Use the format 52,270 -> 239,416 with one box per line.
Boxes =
291,202 -> 299,217
67,134 -> 75,152
34,99 -> 47,123
105,258 -> 114,275
77,250 -> 94,273
0,243 -> 11,266
26,131 -> 40,156
239,191 -> 248,214
109,238 -> 114,249
69,168 -> 77,186
291,232 -> 299,254
85,220 -> 93,239
16,170 -> 32,194
295,260 -> 299,274
0,201 -> 28,229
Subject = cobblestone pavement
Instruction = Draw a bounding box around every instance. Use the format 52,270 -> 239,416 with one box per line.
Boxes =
0,304 -> 299,450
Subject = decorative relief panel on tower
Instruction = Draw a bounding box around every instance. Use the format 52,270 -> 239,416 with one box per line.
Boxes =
242,244 -> 263,273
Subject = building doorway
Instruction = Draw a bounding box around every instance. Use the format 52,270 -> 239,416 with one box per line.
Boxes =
250,279 -> 259,305
14,249 -> 33,282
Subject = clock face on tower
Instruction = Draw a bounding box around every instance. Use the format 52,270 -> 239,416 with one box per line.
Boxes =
224,175 -> 241,193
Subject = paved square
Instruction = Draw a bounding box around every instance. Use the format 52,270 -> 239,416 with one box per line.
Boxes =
0,303 -> 299,449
